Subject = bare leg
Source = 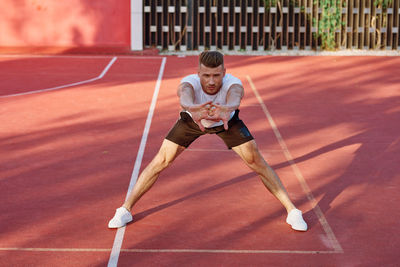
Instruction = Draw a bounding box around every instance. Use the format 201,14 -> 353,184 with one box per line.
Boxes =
232,140 -> 296,213
122,139 -> 185,211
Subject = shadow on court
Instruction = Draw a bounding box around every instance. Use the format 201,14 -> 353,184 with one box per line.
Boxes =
1,55 -> 399,266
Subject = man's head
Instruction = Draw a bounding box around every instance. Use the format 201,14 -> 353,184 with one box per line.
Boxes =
198,51 -> 226,95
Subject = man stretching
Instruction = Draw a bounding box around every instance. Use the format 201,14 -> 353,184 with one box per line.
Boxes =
109,51 -> 307,231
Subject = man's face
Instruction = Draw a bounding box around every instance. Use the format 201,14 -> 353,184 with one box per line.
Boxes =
198,64 -> 226,95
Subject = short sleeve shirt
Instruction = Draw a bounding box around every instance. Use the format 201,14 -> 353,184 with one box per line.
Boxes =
181,73 -> 242,128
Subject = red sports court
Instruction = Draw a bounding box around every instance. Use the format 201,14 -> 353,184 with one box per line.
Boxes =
1,1 -> 400,267
1,54 -> 399,266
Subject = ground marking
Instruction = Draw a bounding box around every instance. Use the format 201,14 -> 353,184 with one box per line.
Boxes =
0,54 -> 163,59
186,148 -> 283,154
0,57 -> 118,98
0,247 -> 111,252
122,248 -> 340,254
107,57 -> 167,267
239,103 -> 261,107
186,148 -> 231,152
0,247 -> 341,254
246,75 -> 343,253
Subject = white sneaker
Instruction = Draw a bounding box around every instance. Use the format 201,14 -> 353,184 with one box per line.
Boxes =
108,207 -> 133,228
286,209 -> 308,231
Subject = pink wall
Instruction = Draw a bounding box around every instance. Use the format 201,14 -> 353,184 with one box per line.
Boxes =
0,0 -> 131,53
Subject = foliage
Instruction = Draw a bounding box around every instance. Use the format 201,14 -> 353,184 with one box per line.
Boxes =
374,0 -> 392,8
263,0 -> 278,9
315,0 -> 342,50
261,0 -> 394,50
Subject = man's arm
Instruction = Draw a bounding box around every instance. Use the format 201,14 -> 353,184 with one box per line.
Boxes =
225,84 -> 244,110
209,84 -> 244,130
177,82 -> 212,131
177,82 -> 196,111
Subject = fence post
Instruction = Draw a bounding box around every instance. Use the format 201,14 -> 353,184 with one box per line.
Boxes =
131,0 -> 143,51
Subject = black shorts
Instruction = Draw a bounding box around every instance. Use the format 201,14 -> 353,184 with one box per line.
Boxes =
165,110 -> 254,149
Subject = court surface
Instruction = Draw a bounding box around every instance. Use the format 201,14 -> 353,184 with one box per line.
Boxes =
0,54 -> 399,266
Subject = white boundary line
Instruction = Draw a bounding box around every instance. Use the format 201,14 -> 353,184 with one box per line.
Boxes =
0,54 -> 163,59
0,247 -> 341,254
107,57 -> 167,267
186,148 -> 283,153
246,75 -> 343,253
0,247 -> 111,252
0,57 -> 118,98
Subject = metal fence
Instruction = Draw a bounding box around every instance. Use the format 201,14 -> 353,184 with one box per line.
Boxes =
143,0 -> 400,52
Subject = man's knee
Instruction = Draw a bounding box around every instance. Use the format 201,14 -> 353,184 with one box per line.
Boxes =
154,151 -> 174,169
152,140 -> 184,170
245,152 -> 265,170
236,141 -> 266,170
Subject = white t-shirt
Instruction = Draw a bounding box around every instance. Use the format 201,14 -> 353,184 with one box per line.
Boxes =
181,73 -> 242,128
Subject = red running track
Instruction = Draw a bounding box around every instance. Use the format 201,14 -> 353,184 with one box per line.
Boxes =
0,55 -> 399,266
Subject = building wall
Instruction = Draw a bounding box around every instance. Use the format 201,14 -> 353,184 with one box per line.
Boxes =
0,0 -> 131,53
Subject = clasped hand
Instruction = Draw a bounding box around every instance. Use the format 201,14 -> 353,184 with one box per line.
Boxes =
188,101 -> 232,132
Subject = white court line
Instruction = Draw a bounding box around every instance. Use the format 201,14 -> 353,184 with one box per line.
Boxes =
0,247 -> 341,254
122,248 -> 340,254
186,148 -> 232,152
107,57 -> 167,267
186,148 -> 283,153
0,57 -> 118,98
0,54 -> 163,59
0,247 -> 111,252
240,103 -> 261,107
246,75 -> 343,253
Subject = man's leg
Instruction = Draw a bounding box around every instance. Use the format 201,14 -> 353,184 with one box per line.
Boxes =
232,140 -> 307,231
108,139 -> 185,228
232,140 -> 295,212
123,139 -> 185,210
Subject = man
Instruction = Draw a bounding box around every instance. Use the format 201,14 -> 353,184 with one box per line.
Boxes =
109,51 -> 307,231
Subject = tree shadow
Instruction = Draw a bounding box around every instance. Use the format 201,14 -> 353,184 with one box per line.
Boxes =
131,172 -> 256,223
238,56 -> 400,238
